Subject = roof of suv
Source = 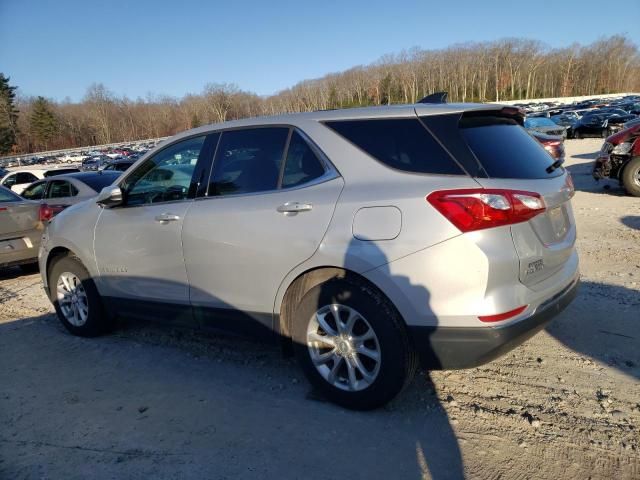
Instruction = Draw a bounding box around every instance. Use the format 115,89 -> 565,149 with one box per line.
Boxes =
167,102 -> 509,144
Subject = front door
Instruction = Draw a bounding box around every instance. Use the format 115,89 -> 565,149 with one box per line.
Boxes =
93,134 -> 212,319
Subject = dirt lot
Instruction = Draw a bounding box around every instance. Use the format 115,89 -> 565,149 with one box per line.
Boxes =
1,138 -> 639,480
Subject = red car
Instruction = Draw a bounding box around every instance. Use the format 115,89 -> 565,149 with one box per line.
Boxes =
593,124 -> 640,197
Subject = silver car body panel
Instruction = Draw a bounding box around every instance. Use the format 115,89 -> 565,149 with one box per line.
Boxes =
0,191 -> 42,267
40,102 -> 579,339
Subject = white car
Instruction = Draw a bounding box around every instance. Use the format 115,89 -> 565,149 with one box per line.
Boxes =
0,167 -> 80,194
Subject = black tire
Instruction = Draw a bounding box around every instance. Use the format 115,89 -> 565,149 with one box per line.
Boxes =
601,129 -> 608,139
621,157 -> 640,197
291,276 -> 417,410
18,262 -> 39,274
48,254 -> 112,337
574,130 -> 581,139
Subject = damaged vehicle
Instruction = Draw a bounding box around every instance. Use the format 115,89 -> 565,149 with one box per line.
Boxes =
593,124 -> 640,197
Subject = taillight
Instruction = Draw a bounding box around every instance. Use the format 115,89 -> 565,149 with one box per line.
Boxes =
39,204 -> 54,222
39,203 -> 66,222
562,174 -> 575,199
426,189 -> 546,233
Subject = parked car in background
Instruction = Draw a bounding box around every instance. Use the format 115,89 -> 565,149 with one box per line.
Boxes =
40,103 -> 578,409
0,167 -> 81,194
550,114 -> 576,138
100,158 -> 136,172
21,171 -> 120,216
82,155 -> 111,171
593,123 -> 640,197
0,185 -> 44,271
572,114 -> 611,139
524,117 -> 567,137
598,111 -> 637,134
531,132 -> 565,161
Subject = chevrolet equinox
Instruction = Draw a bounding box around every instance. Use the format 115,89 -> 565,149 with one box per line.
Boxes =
40,103 -> 579,409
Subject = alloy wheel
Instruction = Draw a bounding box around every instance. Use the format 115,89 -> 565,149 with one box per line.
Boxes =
56,272 -> 89,327
306,304 -> 381,392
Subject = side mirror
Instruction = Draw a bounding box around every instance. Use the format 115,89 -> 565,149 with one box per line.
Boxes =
96,185 -> 123,208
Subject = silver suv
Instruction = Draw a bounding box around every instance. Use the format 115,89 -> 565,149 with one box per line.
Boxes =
40,103 -> 579,409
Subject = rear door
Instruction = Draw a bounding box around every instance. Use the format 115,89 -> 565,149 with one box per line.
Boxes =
453,113 -> 576,287
182,127 -> 343,333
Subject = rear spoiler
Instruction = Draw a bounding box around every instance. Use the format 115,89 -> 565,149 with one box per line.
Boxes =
461,107 -> 525,126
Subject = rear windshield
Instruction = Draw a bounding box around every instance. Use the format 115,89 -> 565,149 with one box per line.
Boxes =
77,173 -> 119,192
44,168 -> 80,177
324,119 -> 464,175
459,116 -> 562,179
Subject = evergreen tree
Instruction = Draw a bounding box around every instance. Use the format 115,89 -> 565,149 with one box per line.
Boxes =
0,73 -> 19,155
30,96 -> 58,150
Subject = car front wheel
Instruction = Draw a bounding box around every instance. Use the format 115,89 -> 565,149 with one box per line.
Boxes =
622,157 -> 640,197
292,276 -> 417,410
48,254 -> 111,336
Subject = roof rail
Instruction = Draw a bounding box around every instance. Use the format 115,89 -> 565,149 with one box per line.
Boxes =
417,92 -> 448,104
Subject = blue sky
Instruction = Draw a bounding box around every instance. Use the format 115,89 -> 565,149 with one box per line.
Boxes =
1,0 -> 639,101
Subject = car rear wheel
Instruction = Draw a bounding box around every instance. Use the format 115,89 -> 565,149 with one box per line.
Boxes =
291,276 -> 417,410
621,157 -> 640,197
574,130 -> 581,139
48,254 -> 112,336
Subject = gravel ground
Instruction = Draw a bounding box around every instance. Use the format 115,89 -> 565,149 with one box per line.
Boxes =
1,138 -> 639,479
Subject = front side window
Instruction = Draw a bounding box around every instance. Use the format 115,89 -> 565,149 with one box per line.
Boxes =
123,136 -> 206,206
47,180 -> 79,199
209,128 -> 289,196
281,131 -> 325,188
21,181 -> 47,200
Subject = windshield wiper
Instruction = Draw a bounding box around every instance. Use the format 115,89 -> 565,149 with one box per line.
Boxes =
546,158 -> 565,173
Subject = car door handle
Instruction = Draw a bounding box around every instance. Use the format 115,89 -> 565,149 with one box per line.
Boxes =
155,213 -> 180,223
277,202 -> 313,213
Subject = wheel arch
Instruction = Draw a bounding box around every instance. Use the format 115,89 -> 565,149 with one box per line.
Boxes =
276,266 -> 402,353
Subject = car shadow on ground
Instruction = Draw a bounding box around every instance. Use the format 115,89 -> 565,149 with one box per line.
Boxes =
0,311 -> 465,479
620,216 -> 640,231
546,281 -> 639,380
1,239 -> 465,479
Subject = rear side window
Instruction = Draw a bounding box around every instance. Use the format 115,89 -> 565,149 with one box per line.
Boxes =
281,131 -> 325,188
16,172 -> 38,184
0,186 -> 20,202
209,127 -> 289,196
21,181 -> 47,200
47,180 -> 79,198
459,116 -> 561,179
324,119 -> 463,175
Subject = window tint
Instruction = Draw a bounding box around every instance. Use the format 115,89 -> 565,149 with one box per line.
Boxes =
459,116 -> 561,179
21,181 -> 47,200
47,180 -> 79,199
0,186 -> 20,202
16,172 -> 38,184
2,174 -> 18,187
124,136 -> 206,206
281,131 -> 325,188
324,119 -> 463,175
80,173 -> 120,192
44,168 -> 79,177
209,128 -> 289,196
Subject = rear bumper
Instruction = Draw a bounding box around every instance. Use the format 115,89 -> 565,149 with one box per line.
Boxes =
408,277 -> 579,369
0,234 -> 41,268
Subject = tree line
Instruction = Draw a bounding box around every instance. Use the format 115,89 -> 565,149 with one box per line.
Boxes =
1,35 -> 639,155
